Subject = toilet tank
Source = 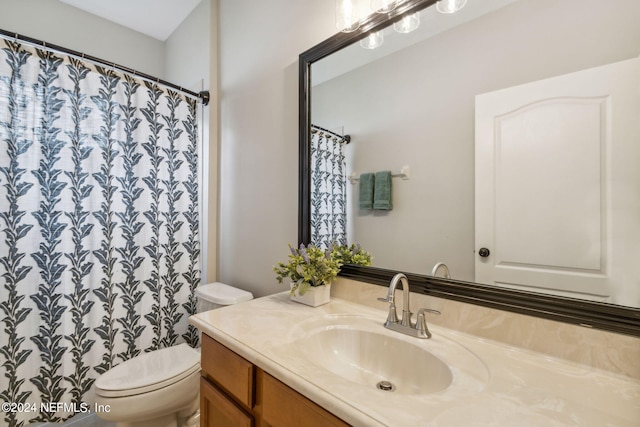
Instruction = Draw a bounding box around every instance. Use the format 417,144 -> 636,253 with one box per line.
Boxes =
195,282 -> 253,312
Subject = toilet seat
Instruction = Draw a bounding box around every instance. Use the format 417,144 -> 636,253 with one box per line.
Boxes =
95,343 -> 201,398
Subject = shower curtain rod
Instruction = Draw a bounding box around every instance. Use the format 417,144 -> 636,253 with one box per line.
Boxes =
0,28 -> 210,105
311,124 -> 351,144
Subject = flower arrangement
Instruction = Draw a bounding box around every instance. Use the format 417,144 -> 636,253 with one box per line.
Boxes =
330,243 -> 373,267
274,244 -> 341,296
273,243 -> 373,296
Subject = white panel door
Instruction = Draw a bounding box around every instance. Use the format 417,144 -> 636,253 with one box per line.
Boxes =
475,57 -> 640,304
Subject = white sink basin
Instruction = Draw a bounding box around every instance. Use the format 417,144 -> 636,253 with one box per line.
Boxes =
298,326 -> 452,394
287,315 -> 489,396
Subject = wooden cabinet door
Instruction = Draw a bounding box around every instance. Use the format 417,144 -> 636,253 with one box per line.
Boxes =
258,369 -> 350,427
201,334 -> 254,409
200,377 -> 253,427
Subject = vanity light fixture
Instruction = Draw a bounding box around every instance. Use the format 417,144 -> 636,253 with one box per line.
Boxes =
359,31 -> 384,49
393,11 -> 420,33
371,0 -> 397,13
436,0 -> 467,14
336,0 -> 360,32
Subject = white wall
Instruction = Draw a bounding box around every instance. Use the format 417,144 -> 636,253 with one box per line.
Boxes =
165,0 -> 216,284
0,0 -> 165,76
165,0 -> 210,92
312,0 -> 640,280
217,0 -> 336,296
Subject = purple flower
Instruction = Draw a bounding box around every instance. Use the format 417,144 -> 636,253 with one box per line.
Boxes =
299,246 -> 310,263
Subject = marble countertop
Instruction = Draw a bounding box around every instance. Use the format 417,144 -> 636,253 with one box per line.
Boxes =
189,292 -> 640,427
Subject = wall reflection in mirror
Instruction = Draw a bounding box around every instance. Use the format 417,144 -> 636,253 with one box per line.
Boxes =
309,0 -> 640,308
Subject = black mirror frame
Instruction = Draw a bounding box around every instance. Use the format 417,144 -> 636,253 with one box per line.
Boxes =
298,0 -> 640,337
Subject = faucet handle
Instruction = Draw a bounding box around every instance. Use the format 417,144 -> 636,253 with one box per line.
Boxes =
378,296 -> 399,325
414,308 -> 441,339
417,308 -> 441,316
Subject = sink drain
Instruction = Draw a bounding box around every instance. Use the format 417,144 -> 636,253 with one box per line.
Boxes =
376,380 -> 395,392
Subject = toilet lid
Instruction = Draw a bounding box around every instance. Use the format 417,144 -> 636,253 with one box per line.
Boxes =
196,282 -> 253,305
95,343 -> 200,398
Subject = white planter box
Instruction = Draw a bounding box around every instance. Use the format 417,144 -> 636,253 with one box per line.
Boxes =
290,284 -> 331,307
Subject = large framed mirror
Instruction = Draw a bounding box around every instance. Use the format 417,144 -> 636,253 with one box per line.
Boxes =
299,0 -> 640,336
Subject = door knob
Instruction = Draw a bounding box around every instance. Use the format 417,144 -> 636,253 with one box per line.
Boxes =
478,248 -> 490,257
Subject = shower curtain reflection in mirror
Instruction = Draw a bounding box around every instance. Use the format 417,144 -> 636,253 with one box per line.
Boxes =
310,125 -> 348,248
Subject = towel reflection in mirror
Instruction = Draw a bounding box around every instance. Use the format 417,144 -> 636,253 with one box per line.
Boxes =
358,171 -> 393,210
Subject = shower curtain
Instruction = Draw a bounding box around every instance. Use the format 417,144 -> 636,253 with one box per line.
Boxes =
0,38 -> 201,426
310,125 -> 347,248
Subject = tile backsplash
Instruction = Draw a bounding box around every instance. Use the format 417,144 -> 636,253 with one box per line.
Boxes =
331,278 -> 640,380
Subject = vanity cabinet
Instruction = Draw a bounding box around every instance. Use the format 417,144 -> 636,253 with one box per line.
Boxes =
200,377 -> 253,427
200,333 -> 349,427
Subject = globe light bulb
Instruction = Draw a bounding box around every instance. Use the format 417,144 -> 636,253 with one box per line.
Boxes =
436,0 -> 467,14
393,12 -> 420,33
336,0 -> 360,32
360,31 -> 384,49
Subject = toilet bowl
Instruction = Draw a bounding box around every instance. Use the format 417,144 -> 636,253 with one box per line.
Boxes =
95,283 -> 253,427
95,344 -> 200,427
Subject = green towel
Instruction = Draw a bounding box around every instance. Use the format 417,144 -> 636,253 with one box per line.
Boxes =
373,171 -> 393,210
358,173 -> 374,209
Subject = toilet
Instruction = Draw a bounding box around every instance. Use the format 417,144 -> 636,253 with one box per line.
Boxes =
94,282 -> 253,427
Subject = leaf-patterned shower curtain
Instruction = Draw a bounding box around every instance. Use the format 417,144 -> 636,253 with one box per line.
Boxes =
0,38 -> 201,426
310,125 -> 347,248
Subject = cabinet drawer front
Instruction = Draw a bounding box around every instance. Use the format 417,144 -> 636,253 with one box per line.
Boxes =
200,378 -> 253,427
259,370 -> 350,427
201,334 -> 254,408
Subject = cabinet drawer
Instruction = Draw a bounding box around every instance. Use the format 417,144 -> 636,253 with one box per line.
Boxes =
201,334 -> 254,408
200,378 -> 253,427
259,369 -> 350,427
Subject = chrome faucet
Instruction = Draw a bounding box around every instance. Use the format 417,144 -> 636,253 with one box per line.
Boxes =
383,273 -> 411,327
431,262 -> 451,279
378,273 -> 440,339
